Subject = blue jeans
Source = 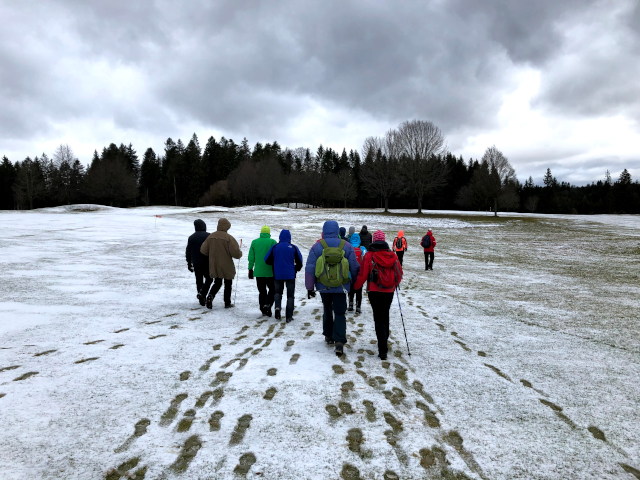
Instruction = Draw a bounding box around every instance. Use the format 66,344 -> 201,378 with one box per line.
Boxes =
274,279 -> 295,319
320,292 -> 347,344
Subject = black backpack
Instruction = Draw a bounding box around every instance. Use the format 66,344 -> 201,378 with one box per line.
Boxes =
421,235 -> 432,249
394,237 -> 403,250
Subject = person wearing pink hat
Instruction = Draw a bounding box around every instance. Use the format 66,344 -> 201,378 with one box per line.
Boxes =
353,229 -> 403,360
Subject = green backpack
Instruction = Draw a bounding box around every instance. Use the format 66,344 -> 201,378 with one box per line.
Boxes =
315,239 -> 350,287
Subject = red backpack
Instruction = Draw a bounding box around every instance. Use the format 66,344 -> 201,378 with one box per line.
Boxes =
354,246 -> 363,264
369,251 -> 402,289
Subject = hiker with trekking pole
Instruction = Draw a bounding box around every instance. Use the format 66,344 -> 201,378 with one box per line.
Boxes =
199,218 -> 243,309
353,230 -> 404,360
305,220 -> 360,357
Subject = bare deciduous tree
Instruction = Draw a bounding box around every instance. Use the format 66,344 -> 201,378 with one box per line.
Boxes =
395,120 -> 448,213
481,145 -> 518,216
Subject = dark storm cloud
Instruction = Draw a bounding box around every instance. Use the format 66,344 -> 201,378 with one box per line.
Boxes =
1,0 -> 639,183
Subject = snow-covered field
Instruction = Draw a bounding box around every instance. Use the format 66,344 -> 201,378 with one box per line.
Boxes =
0,205 -> 638,480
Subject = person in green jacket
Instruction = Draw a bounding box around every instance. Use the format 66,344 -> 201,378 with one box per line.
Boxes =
248,225 -> 277,316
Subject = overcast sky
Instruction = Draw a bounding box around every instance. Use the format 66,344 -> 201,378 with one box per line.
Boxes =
1,0 -> 639,185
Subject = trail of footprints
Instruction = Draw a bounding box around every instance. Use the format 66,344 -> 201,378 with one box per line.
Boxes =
3,297 -> 636,479
412,299 -> 637,476
0,313 -> 197,392
104,312 -> 292,478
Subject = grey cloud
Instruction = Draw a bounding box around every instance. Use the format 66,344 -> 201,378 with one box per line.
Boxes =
1,0 -> 639,181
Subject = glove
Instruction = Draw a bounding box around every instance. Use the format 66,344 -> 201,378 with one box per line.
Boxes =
307,290 -> 316,299
187,263 -> 194,272
248,269 -> 254,279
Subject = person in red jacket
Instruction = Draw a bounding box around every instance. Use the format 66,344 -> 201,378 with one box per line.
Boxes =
421,228 -> 437,270
353,230 -> 403,360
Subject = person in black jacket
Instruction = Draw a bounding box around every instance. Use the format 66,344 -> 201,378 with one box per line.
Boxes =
185,219 -> 210,305
359,225 -> 373,249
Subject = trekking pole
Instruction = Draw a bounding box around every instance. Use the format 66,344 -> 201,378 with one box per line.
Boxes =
233,239 -> 243,306
395,286 -> 411,357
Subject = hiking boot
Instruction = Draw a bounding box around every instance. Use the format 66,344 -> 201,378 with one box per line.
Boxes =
266,305 -> 272,317
224,303 -> 234,308
285,316 -> 293,323
378,352 -> 387,360
355,305 -> 361,314
324,335 -> 335,345
347,300 -> 354,312
274,308 -> 281,320
197,293 -> 206,306
335,342 -> 344,357
206,295 -> 213,309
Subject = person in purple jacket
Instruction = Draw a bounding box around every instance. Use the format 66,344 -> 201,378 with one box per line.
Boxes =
305,220 -> 360,356
264,229 -> 303,323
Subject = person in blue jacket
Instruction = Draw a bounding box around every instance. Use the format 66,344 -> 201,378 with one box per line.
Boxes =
264,229 -> 303,323
305,220 -> 360,356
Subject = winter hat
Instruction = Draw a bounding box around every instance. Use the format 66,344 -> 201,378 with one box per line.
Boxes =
339,227 -> 346,237
260,225 -> 271,234
348,226 -> 355,236
397,230 -> 404,237
373,230 -> 385,242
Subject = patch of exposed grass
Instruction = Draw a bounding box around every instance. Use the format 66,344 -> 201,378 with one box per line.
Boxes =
208,410 -> 224,431
74,357 -> 99,364
159,393 -> 188,426
177,409 -> 196,432
588,426 -> 606,441
363,400 -> 376,422
341,463 -> 362,480
170,435 -> 202,473
325,404 -> 341,419
233,452 -> 257,477
264,387 -> 277,400
229,414 -> 253,446
13,371 -> 38,381
0,365 -> 20,372
180,371 -> 191,381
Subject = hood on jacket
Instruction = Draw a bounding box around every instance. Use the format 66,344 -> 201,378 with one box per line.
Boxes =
217,218 -> 231,232
360,225 -> 368,235
322,220 -> 339,239
279,229 -> 291,243
350,233 -> 361,247
194,219 -> 207,232
339,227 -> 346,238
397,230 -> 404,237
371,250 -> 398,267
348,226 -> 355,236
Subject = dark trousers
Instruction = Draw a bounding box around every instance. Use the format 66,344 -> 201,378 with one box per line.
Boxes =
367,291 -> 394,356
256,277 -> 275,309
194,264 -> 208,295
348,283 -> 362,307
424,252 -> 434,270
320,293 -> 347,344
396,250 -> 405,265
203,278 -> 232,305
274,279 -> 295,319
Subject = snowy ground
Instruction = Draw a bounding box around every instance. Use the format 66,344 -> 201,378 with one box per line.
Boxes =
0,205 -> 639,480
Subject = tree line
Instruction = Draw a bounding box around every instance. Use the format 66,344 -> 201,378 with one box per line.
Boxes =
1,120 -> 638,214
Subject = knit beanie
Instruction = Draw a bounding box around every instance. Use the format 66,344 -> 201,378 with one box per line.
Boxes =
372,230 -> 385,242
260,225 -> 270,234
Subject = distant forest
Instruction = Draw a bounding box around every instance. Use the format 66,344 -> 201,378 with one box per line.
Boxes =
1,120 -> 638,214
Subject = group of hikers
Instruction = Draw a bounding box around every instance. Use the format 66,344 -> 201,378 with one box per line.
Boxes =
185,219 -> 436,359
